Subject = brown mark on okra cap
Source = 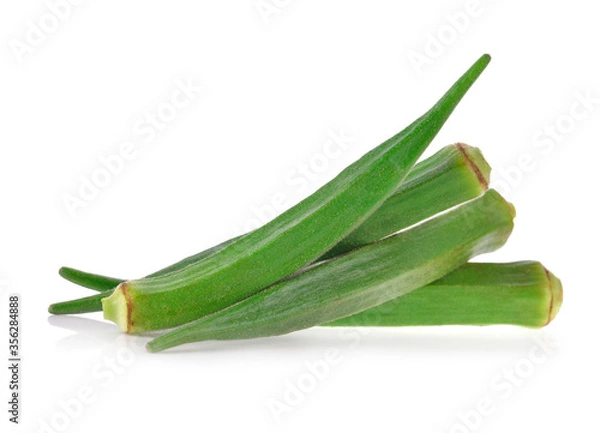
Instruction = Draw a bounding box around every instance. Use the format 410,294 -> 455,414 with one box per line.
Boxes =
122,283 -> 134,333
456,143 -> 489,190
101,282 -> 134,333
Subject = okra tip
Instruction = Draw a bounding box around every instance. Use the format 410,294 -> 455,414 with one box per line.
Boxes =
146,338 -> 174,353
58,266 -> 76,281
102,283 -> 131,333
146,342 -> 159,353
47,300 -> 82,315
47,303 -> 60,315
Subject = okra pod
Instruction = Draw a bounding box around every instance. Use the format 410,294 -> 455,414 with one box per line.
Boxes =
50,143 -> 490,314
325,261 -> 562,328
144,189 -> 515,352
51,260 -> 562,328
103,55 -> 492,333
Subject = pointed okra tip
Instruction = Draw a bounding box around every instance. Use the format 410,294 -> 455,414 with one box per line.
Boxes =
58,266 -> 87,281
58,266 -> 70,278
102,282 -> 131,333
146,341 -> 159,353
475,53 -> 491,69
464,53 -> 491,80
146,337 -> 172,353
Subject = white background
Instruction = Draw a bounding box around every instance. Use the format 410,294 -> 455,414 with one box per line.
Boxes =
1,1 -> 598,432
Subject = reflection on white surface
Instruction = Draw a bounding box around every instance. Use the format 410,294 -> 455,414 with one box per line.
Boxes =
47,312 -> 554,358
48,315 -> 150,352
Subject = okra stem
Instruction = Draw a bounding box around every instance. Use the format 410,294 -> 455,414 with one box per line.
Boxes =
145,189 -> 514,352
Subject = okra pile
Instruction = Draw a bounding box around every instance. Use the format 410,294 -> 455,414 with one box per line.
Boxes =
50,54 -> 562,352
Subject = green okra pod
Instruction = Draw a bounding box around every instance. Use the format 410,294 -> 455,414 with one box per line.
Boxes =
325,261 -> 562,328
103,54 -> 492,333
51,260 -> 563,329
145,189 -> 515,352
50,143 -> 490,314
